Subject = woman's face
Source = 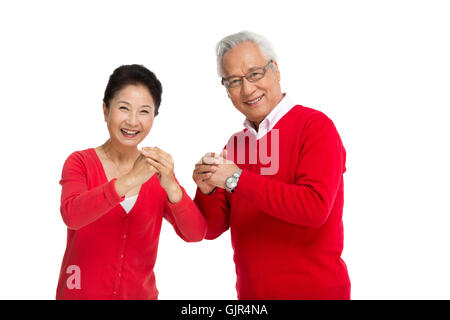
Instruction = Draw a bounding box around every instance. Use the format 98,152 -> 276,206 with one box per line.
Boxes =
103,84 -> 155,148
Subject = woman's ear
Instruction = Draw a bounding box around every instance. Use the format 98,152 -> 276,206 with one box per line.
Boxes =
102,102 -> 109,122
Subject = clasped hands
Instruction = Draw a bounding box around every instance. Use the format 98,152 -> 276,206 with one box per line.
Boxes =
192,150 -> 240,195
134,146 -> 182,203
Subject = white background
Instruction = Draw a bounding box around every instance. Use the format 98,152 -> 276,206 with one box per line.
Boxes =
0,0 -> 449,299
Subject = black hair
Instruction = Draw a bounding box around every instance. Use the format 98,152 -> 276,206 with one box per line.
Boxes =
103,64 -> 162,116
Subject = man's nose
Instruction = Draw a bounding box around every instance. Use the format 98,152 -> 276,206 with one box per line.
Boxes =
241,77 -> 256,97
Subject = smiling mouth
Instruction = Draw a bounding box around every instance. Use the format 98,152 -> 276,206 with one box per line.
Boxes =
120,128 -> 140,137
244,95 -> 264,106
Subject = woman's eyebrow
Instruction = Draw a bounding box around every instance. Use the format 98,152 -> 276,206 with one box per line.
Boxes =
141,105 -> 153,109
117,100 -> 131,105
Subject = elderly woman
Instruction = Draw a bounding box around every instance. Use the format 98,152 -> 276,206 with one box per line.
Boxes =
56,64 -> 206,300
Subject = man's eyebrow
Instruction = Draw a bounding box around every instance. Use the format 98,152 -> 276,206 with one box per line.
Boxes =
226,65 -> 265,78
247,65 -> 264,72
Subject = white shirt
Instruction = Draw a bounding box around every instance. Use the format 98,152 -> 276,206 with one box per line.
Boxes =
243,94 -> 295,140
120,194 -> 138,214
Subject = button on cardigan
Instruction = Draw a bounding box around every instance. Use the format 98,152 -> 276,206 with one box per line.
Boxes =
56,148 -> 206,300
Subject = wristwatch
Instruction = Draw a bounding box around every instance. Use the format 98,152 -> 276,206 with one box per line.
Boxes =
225,169 -> 243,193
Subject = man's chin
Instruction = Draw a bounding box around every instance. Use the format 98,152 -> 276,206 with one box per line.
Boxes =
245,109 -> 268,123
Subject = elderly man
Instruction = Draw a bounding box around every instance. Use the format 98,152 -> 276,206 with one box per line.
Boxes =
193,31 -> 350,300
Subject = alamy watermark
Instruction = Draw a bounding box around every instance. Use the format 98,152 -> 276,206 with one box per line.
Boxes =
221,129 -> 280,175
66,265 -> 81,290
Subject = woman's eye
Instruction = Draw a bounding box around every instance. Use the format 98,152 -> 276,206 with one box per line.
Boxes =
119,106 -> 128,110
141,110 -> 149,114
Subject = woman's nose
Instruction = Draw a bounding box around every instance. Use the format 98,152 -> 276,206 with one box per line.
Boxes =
127,111 -> 139,126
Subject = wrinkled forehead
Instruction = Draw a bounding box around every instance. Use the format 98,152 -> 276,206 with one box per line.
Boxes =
221,42 -> 269,77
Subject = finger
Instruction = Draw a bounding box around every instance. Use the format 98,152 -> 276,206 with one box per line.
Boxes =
140,148 -> 152,157
151,154 -> 173,171
202,155 -> 221,165
195,163 -> 218,171
140,149 -> 152,160
205,152 -> 221,160
152,146 -> 173,163
193,172 -> 213,181
143,147 -> 173,166
142,148 -> 163,163
146,157 -> 164,172
141,146 -> 153,154
145,161 -> 160,177
194,164 -> 217,173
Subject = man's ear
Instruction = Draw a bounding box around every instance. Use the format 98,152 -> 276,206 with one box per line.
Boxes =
273,61 -> 281,82
102,102 -> 109,122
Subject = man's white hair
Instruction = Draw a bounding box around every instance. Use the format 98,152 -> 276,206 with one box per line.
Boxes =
216,31 -> 277,77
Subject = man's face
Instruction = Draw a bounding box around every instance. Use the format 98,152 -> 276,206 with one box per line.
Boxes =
221,41 -> 283,127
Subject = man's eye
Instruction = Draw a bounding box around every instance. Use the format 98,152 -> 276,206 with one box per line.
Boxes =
250,72 -> 262,79
230,79 -> 240,85
119,106 -> 128,110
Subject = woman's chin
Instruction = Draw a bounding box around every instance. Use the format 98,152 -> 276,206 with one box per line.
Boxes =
114,137 -> 142,148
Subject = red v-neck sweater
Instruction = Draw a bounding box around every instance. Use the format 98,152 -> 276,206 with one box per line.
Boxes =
194,105 -> 350,300
56,148 -> 206,300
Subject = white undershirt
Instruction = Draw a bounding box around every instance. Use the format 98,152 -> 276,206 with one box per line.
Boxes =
120,194 -> 138,214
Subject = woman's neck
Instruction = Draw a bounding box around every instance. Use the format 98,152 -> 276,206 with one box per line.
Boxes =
100,140 -> 140,166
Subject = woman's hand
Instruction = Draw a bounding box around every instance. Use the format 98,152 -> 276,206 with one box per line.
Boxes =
140,147 -> 183,203
129,153 -> 159,186
114,153 -> 158,197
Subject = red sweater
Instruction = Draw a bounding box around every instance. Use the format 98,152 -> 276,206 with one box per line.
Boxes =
56,148 -> 206,300
194,105 -> 350,300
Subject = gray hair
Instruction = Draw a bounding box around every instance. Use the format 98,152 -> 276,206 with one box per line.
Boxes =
216,31 -> 277,77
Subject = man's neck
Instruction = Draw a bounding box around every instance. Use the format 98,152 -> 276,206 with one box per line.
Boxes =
251,121 -> 260,132
249,93 -> 286,132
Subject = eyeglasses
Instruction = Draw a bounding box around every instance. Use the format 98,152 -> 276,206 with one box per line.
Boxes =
221,60 -> 273,89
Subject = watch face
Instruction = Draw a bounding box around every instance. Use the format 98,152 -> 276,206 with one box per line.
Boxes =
226,177 -> 237,189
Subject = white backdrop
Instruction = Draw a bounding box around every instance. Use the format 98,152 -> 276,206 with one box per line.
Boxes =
0,0 -> 449,299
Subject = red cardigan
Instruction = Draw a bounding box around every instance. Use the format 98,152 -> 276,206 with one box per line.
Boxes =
56,148 -> 206,300
194,105 -> 350,300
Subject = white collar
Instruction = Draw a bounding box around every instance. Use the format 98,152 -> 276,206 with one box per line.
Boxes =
243,93 -> 295,140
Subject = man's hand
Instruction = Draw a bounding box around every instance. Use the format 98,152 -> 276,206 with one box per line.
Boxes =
193,152 -> 220,194
193,150 -> 240,193
206,150 -> 240,189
